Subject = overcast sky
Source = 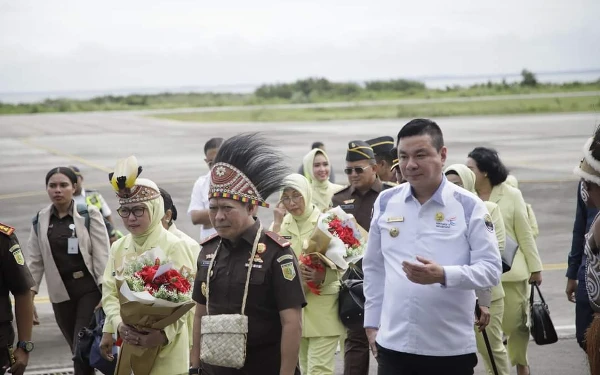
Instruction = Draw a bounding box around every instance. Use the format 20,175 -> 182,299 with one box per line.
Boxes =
0,0 -> 598,93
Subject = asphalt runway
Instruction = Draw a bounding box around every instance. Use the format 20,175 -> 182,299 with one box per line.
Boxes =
1,111 -> 598,374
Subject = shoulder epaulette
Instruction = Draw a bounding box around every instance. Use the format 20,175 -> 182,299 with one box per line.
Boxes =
382,181 -> 398,189
0,222 -> 15,237
265,231 -> 291,248
200,233 -> 220,245
333,185 -> 351,195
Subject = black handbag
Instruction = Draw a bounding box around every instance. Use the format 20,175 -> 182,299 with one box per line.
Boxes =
529,283 -> 558,345
339,279 -> 365,328
73,311 -> 97,365
339,260 -> 365,328
502,235 -> 519,273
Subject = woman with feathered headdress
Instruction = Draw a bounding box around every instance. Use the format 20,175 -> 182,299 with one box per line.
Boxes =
98,156 -> 197,375
573,126 -> 600,375
189,133 -> 307,375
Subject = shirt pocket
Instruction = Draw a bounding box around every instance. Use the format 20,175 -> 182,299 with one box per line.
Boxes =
235,268 -> 267,286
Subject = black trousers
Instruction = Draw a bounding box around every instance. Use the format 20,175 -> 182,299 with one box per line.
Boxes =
576,281 -> 595,350
202,342 -> 301,375
0,322 -> 14,374
52,276 -> 101,375
376,344 -> 477,375
344,325 -> 370,375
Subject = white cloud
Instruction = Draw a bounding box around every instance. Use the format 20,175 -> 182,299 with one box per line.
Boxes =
0,0 -> 598,93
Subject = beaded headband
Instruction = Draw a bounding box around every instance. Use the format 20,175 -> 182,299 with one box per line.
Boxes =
208,162 -> 269,207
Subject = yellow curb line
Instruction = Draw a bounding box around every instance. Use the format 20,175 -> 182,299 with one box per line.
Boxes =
21,138 -> 113,173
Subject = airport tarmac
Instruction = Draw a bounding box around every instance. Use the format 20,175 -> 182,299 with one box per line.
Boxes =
0,111 -> 598,374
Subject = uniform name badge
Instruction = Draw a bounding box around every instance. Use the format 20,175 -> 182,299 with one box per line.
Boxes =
67,224 -> 78,255
68,237 -> 79,254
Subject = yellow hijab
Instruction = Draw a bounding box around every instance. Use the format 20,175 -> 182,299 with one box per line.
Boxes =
444,164 -> 477,193
302,149 -> 342,211
281,173 -> 315,224
128,178 -> 167,253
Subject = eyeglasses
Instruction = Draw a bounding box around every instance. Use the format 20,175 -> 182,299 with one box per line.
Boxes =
281,195 -> 303,205
344,165 -> 372,175
117,206 -> 147,218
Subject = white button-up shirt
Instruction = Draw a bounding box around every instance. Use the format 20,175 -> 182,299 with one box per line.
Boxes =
188,172 -> 217,241
363,176 -> 502,356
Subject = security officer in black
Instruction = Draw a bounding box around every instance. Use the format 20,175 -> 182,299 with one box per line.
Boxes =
366,136 -> 398,184
0,223 -> 35,375
332,141 -> 394,375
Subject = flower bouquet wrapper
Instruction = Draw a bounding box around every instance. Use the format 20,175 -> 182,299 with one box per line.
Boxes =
114,278 -> 195,375
112,247 -> 195,375
303,206 -> 367,271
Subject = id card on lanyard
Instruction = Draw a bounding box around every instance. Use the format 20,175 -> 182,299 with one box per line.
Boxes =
68,224 -> 79,255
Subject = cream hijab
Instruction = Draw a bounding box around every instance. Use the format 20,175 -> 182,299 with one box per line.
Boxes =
281,173 -> 315,224
444,164 -> 477,193
302,149 -> 342,212
127,178 -> 167,253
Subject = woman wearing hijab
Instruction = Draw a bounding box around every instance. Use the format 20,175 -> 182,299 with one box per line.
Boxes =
505,175 -> 539,239
302,148 -> 344,212
99,157 -> 195,375
26,167 -> 110,375
444,164 -> 510,375
467,148 -> 543,375
271,173 -> 344,375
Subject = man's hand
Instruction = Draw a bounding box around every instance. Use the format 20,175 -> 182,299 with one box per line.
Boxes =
99,332 -> 115,361
8,347 -> 28,375
365,328 -> 379,358
475,306 -> 491,332
402,256 -> 445,285
94,301 -> 102,312
566,279 -> 578,303
529,271 -> 542,286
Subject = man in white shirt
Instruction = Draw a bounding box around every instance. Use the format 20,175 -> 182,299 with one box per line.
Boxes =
362,119 -> 502,375
188,137 -> 224,241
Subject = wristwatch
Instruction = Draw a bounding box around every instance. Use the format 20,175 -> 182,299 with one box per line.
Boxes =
189,368 -> 201,374
17,341 -> 34,353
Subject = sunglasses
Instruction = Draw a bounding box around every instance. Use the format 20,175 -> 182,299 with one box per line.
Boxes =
344,165 -> 372,175
117,206 -> 147,218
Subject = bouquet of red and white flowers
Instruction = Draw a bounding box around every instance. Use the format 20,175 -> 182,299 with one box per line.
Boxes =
122,255 -> 193,304
300,206 -> 367,293
114,247 -> 195,375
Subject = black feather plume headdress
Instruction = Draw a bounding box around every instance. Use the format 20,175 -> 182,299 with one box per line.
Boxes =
209,133 -> 289,207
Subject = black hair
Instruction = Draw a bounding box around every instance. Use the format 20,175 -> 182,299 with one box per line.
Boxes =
445,170 -> 459,176
376,148 -> 396,165
311,141 -> 324,149
45,167 -> 78,186
214,133 -> 290,201
204,138 -> 224,155
397,118 -> 444,151
159,187 -> 178,221
69,165 -> 82,178
467,147 -> 509,186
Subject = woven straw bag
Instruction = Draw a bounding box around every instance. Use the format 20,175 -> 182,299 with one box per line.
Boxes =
200,224 -> 262,369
